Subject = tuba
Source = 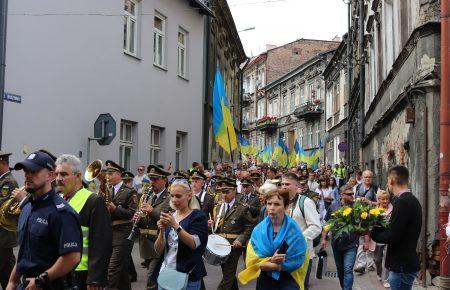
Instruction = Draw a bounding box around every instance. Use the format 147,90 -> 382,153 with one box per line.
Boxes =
85,160 -> 111,203
0,186 -> 26,231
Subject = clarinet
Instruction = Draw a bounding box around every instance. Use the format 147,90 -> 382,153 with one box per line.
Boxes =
127,190 -> 151,241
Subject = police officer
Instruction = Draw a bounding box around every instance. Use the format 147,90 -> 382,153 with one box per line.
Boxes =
55,154 -> 112,290
132,164 -> 171,290
208,178 -> 253,290
105,160 -> 137,290
7,151 -> 82,290
190,170 -> 214,219
0,151 -> 19,289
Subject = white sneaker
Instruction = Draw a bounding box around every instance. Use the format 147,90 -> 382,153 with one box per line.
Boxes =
383,282 -> 390,288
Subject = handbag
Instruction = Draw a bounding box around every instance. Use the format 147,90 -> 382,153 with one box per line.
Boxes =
157,267 -> 189,290
315,249 -> 328,279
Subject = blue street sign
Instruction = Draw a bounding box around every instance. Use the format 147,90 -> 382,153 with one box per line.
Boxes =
4,92 -> 22,103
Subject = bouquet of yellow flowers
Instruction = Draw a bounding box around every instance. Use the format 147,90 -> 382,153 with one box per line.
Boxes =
323,200 -> 388,237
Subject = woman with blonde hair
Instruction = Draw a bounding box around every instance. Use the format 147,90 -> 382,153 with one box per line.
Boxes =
154,183 -> 208,290
374,189 -> 393,288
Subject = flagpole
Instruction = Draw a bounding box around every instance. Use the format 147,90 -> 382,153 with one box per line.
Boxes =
226,127 -> 234,164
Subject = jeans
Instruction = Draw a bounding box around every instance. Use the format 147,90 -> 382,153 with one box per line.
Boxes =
388,271 -> 417,290
158,279 -> 202,290
332,245 -> 357,290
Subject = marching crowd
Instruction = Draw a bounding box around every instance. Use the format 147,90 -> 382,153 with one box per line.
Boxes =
0,149 -> 423,290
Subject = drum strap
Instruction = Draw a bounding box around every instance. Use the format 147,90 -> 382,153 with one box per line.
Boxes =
214,203 -> 225,233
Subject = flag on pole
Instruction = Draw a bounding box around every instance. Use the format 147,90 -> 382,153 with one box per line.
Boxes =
213,69 -> 237,154
238,133 -> 251,155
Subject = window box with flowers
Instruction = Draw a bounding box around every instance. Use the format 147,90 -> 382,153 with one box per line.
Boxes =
256,116 -> 278,132
294,100 -> 323,120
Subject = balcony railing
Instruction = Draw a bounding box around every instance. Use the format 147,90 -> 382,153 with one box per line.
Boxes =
256,116 -> 278,132
294,100 -> 323,120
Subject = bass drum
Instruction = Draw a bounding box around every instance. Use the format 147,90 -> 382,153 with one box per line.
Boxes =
203,234 -> 231,266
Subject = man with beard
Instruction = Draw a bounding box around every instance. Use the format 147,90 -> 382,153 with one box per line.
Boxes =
55,154 -> 112,290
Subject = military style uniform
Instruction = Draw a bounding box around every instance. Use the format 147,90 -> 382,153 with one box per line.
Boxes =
143,165 -> 171,290
212,179 -> 253,290
105,161 -> 137,290
190,170 -> 215,219
0,166 -> 19,289
238,178 -> 261,219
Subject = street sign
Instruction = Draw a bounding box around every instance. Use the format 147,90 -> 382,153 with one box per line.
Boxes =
338,141 -> 347,152
94,113 -> 116,145
4,92 -> 21,103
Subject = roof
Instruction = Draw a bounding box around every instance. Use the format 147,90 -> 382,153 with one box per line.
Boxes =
322,34 -> 348,78
188,0 -> 213,16
244,53 -> 267,72
265,49 -> 336,91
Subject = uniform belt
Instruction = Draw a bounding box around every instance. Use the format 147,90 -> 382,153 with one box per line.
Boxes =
112,219 -> 132,226
218,233 -> 239,239
140,229 -> 158,235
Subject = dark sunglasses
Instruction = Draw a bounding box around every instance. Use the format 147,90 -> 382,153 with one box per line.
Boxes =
342,192 -> 354,196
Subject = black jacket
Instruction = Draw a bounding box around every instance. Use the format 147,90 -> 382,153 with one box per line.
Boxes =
77,193 -> 112,286
371,191 -> 422,273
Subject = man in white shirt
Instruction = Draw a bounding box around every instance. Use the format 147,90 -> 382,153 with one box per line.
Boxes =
281,172 -> 322,290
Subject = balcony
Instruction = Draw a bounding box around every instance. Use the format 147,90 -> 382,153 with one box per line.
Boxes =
256,116 -> 278,132
294,100 -> 323,120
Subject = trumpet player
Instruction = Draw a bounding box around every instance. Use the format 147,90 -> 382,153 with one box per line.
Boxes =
104,160 -> 137,290
55,154 -> 112,290
132,164 -> 170,290
0,151 -> 19,289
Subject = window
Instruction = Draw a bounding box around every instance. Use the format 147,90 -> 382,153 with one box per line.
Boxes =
257,99 -> 265,119
154,12 -> 166,67
299,128 -> 304,147
282,94 -> 288,116
308,124 -> 313,148
150,126 -> 162,164
299,85 -> 305,105
315,123 -> 320,147
120,121 -> 134,171
309,83 -> 315,101
123,0 -> 138,55
290,89 -> 296,113
178,29 -> 188,78
175,133 -> 186,170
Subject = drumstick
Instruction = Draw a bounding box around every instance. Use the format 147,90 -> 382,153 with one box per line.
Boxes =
216,243 -> 231,247
209,213 -> 215,234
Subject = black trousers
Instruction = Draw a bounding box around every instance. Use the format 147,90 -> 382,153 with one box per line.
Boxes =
0,247 -> 15,289
218,247 -> 242,290
108,244 -> 133,290
73,270 -> 88,290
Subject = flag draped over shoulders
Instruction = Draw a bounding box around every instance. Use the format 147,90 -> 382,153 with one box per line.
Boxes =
238,214 -> 309,289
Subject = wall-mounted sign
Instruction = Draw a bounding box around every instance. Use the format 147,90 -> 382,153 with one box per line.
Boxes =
4,93 -> 21,103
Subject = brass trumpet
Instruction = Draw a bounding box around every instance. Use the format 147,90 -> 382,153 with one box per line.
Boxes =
0,186 -> 26,231
85,160 -> 111,203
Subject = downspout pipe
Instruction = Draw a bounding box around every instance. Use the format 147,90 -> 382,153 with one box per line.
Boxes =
346,0 -> 352,175
0,0 -> 8,149
440,0 -> 450,287
358,0 -> 365,167
202,14 -> 211,168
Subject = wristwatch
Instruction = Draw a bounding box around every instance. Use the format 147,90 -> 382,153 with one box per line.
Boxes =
176,225 -> 183,233
35,271 -> 49,287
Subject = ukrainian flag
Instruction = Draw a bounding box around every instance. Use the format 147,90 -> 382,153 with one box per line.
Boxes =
238,214 -> 309,289
238,133 -> 251,155
299,147 -> 321,170
213,70 -> 237,154
288,140 -> 300,168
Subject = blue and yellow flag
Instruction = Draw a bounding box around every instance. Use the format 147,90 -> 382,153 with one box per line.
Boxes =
238,214 -> 309,289
288,140 -> 300,168
238,133 -> 251,155
213,70 -> 237,154
259,145 -> 273,163
299,147 -> 321,170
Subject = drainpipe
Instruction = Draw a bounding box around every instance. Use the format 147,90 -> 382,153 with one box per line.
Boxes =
0,0 -> 8,149
346,0 -> 353,175
202,14 -> 211,168
440,0 -> 450,287
358,0 -> 365,167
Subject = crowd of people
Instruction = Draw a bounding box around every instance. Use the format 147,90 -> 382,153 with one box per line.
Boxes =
0,149 -> 424,290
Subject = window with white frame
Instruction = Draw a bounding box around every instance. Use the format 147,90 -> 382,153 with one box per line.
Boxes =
299,128 -> 304,147
175,133 -> 186,170
290,89 -> 295,113
309,83 -> 315,101
300,85 -> 305,105
308,124 -> 313,147
315,122 -> 320,147
178,29 -> 188,78
154,12 -> 166,67
120,121 -> 134,171
257,99 -> 265,119
282,94 -> 288,116
123,0 -> 138,55
150,126 -> 163,164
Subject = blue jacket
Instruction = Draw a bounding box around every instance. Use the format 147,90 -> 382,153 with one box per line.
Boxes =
154,209 -> 209,281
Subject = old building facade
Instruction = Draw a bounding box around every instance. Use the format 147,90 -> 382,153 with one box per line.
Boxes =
242,39 -> 340,152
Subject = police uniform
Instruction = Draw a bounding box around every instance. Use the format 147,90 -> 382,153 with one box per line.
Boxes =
141,165 -> 171,290
13,152 -> 82,289
105,161 -> 137,290
212,179 -> 253,290
64,186 -> 112,289
0,151 -> 19,289
190,170 -> 215,219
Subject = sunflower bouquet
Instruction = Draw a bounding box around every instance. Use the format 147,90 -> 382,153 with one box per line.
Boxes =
323,200 -> 389,237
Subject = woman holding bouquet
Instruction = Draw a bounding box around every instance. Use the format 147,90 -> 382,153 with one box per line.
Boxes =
238,190 -> 309,290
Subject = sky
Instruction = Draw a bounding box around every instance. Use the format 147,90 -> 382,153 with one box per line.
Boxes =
227,0 -> 349,56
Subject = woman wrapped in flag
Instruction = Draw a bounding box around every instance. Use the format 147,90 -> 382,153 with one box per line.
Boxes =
238,190 -> 309,290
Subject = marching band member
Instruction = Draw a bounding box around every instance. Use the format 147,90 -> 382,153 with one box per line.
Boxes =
105,160 -> 137,290
208,178 -> 253,290
55,154 -> 112,290
190,170 -> 215,219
